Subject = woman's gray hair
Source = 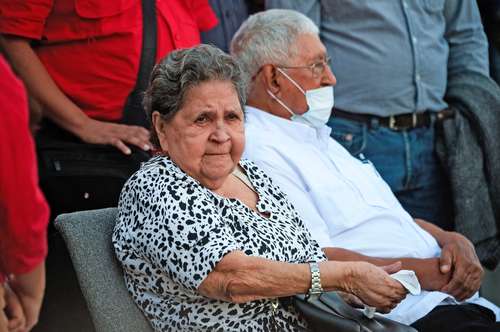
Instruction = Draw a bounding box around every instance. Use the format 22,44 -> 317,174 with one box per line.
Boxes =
143,44 -> 248,147
230,9 -> 319,79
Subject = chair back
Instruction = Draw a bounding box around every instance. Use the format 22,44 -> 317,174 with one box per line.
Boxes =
54,208 -> 154,332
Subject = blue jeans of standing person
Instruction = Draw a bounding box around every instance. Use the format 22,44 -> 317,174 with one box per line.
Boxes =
327,116 -> 454,231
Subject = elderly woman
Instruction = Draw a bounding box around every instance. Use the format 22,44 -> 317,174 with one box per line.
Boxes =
112,44 -> 406,331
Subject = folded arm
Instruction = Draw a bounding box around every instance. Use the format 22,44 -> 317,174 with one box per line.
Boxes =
414,218 -> 483,300
322,247 -> 450,291
322,219 -> 483,300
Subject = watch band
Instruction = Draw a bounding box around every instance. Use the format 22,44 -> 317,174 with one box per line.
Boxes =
308,262 -> 323,297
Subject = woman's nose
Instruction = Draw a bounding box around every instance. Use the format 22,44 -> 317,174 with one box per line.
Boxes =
211,125 -> 230,142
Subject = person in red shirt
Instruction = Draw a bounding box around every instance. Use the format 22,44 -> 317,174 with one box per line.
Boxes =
0,0 -> 218,219
0,55 -> 50,332
0,0 -> 217,154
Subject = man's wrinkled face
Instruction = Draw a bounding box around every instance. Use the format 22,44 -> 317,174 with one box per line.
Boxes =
274,33 -> 336,116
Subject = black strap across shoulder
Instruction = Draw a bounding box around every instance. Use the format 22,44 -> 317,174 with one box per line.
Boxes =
121,0 -> 157,128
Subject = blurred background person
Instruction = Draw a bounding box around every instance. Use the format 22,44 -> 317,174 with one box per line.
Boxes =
202,0 -> 264,52
0,0 -> 218,219
478,0 -> 500,83
0,55 -> 49,332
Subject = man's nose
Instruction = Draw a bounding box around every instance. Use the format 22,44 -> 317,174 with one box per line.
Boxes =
322,66 -> 337,86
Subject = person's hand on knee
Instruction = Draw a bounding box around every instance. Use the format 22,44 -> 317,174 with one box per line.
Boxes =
438,232 -> 483,300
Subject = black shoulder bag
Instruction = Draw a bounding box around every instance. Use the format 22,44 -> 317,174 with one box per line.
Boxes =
286,292 -> 417,332
36,0 -> 156,221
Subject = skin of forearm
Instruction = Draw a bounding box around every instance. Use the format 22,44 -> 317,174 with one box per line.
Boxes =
198,251 -> 349,303
322,247 -> 450,291
0,35 -> 89,134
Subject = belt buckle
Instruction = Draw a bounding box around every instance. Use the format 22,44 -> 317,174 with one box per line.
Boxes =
388,113 -> 418,130
388,115 -> 399,130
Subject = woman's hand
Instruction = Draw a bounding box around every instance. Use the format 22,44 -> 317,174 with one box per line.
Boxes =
329,261 -> 407,313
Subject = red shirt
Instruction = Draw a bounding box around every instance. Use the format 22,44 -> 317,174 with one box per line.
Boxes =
0,56 -> 50,282
0,0 -> 218,121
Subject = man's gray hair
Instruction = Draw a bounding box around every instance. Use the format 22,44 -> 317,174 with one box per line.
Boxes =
230,9 -> 319,79
143,44 -> 247,147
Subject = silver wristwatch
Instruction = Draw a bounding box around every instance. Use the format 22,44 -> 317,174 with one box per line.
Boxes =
307,262 -> 323,297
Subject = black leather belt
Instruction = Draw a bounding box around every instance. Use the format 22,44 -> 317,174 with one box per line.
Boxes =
333,107 -> 454,130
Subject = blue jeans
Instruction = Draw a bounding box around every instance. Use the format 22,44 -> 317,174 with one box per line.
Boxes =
327,116 -> 454,230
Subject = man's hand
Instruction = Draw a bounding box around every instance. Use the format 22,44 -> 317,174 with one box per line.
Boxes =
75,118 -> 153,155
414,218 -> 483,300
438,231 -> 483,301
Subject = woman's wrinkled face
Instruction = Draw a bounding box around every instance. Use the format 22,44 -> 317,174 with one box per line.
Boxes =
153,80 -> 245,190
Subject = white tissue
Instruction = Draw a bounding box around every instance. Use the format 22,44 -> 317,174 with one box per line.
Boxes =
362,269 -> 421,318
390,269 -> 421,295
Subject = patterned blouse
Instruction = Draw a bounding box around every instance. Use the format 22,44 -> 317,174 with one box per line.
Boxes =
113,156 -> 326,331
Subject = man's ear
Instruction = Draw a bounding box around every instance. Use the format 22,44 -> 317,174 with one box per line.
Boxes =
152,111 -> 168,152
260,64 -> 281,95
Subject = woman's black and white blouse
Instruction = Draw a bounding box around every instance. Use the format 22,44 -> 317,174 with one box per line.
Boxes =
112,156 -> 326,331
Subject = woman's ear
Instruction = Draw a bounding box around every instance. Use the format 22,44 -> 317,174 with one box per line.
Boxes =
152,111 -> 168,152
260,64 -> 281,95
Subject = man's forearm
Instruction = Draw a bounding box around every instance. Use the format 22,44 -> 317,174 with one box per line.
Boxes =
0,35 -> 89,134
322,247 -> 450,291
414,218 -> 449,246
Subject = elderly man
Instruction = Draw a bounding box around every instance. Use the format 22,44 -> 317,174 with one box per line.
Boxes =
231,9 -> 500,331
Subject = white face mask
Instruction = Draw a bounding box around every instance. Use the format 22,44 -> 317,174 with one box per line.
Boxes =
267,68 -> 334,128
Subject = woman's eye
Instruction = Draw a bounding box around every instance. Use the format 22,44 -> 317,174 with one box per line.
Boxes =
226,112 -> 241,121
195,115 -> 208,123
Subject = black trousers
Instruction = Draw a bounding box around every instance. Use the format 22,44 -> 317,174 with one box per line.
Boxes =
411,304 -> 500,332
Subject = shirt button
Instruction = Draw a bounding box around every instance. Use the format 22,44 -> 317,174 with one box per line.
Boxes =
412,37 -> 418,44
403,1 -> 408,8
174,33 -> 180,41
415,74 -> 421,81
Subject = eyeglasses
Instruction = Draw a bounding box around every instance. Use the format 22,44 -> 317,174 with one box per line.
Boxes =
278,56 -> 332,78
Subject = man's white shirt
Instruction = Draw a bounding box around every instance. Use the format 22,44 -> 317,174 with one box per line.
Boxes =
243,106 -> 499,324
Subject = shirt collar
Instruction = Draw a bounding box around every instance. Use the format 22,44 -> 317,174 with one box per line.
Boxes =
244,105 -> 332,143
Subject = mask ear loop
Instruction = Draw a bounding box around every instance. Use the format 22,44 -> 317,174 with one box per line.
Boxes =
276,67 -> 307,95
266,89 -> 296,117
266,89 -> 315,127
